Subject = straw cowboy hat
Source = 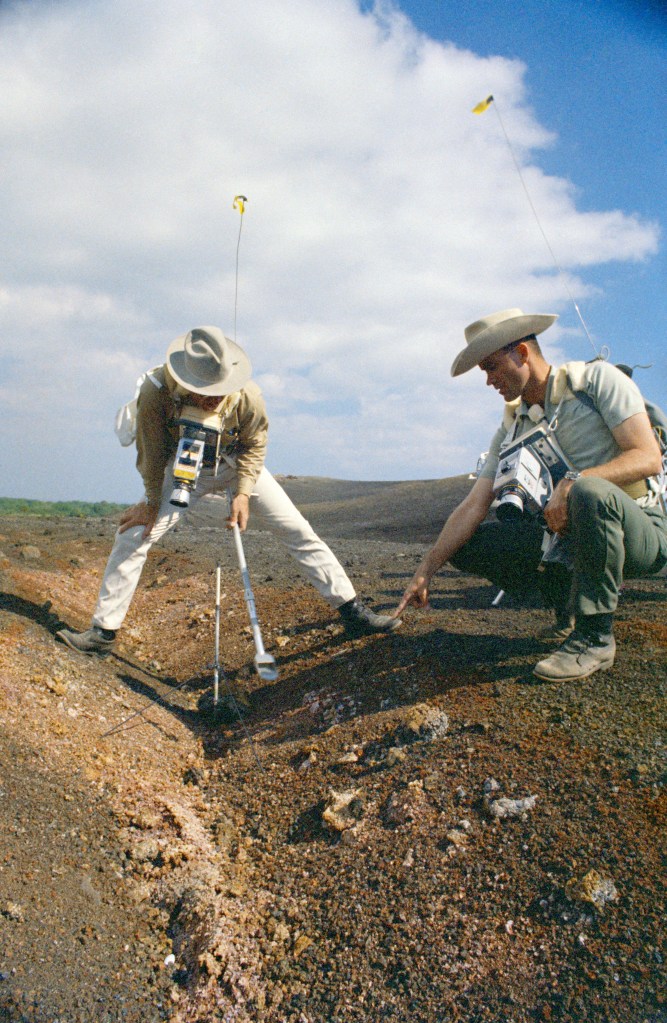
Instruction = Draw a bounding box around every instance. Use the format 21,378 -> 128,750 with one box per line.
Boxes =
451,308 -> 558,377
166,327 -> 252,395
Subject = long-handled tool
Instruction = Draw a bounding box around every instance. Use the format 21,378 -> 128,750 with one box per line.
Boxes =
227,490 -> 279,682
213,564 -> 222,705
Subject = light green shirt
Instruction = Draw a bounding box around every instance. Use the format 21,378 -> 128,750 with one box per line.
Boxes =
481,360 -> 646,480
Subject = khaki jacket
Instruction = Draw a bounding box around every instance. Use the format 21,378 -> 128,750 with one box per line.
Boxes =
135,366 -> 268,507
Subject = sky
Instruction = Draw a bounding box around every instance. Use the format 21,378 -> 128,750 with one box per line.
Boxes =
1,0 -> 665,503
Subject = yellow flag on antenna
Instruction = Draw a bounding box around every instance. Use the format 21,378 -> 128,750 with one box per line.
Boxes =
472,95 -> 494,114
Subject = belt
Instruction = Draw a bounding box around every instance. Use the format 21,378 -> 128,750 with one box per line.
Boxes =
622,480 -> 649,500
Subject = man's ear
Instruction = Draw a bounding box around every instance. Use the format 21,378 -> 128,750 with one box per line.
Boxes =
515,341 -> 530,365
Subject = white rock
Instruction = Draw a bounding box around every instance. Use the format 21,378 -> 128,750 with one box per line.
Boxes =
486,795 -> 537,819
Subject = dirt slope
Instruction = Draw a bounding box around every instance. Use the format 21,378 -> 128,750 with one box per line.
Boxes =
0,481 -> 665,1023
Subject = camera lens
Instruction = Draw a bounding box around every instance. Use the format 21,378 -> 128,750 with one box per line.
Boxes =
496,487 -> 526,522
170,486 -> 191,508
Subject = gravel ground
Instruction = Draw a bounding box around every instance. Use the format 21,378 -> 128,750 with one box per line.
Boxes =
0,489 -> 665,1023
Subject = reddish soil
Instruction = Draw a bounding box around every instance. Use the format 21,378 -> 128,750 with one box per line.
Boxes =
0,499 -> 665,1023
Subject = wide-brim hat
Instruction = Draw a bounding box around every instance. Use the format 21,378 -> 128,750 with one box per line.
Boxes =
451,308 -> 558,377
166,326 -> 252,395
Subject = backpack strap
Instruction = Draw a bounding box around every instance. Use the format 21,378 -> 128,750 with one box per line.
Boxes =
501,397 -> 521,432
550,361 -> 588,405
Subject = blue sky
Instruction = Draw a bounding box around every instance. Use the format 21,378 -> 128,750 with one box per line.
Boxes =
399,0 -> 666,371
0,0 -> 664,502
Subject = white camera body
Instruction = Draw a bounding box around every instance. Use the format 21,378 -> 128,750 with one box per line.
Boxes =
493,424 -> 573,521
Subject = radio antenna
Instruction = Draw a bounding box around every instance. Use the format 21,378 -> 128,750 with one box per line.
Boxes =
472,95 -> 604,360
232,195 -> 248,341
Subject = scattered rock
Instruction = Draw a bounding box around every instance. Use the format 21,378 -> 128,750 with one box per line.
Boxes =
386,746 -> 408,767
18,545 -> 41,561
298,751 -> 318,772
485,794 -> 538,819
482,778 -> 537,818
322,788 -> 365,832
335,749 -> 361,765
80,874 -> 102,905
44,676 -> 68,696
211,815 -> 236,851
566,869 -> 619,909
401,703 -> 449,742
383,780 -> 427,827
270,921 -> 291,944
129,838 -> 163,864
292,934 -> 313,957
303,688 -> 360,728
131,810 -> 163,831
2,902 -> 25,923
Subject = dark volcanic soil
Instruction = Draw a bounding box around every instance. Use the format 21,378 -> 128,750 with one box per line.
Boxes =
0,480 -> 665,1023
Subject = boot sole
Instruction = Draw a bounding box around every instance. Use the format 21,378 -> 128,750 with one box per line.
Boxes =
343,618 -> 402,637
532,657 -> 615,683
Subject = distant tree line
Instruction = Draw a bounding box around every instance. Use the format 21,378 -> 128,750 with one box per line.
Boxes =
0,497 -> 129,518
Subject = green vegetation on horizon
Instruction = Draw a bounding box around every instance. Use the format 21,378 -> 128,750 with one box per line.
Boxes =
0,497 -> 129,518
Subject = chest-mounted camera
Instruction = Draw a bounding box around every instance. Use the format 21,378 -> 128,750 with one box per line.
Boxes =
493,424 -> 573,521
169,406 -> 222,508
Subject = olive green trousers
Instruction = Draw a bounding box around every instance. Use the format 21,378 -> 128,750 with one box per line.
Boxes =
450,478 -> 667,617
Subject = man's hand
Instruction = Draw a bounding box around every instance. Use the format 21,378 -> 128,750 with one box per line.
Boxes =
543,478 -> 575,535
226,493 -> 250,532
394,571 -> 432,617
119,501 -> 158,539
393,476 -> 495,619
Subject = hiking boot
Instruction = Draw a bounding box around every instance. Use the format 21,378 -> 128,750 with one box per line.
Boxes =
56,626 -> 116,655
538,611 -> 575,643
338,598 -> 401,636
533,630 -> 615,682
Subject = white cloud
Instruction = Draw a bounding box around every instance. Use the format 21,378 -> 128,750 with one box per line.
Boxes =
0,0 -> 659,501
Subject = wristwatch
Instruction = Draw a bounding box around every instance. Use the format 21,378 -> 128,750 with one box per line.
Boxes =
564,470 -> 581,481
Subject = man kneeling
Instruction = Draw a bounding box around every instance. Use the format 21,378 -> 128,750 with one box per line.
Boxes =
395,308 -> 666,682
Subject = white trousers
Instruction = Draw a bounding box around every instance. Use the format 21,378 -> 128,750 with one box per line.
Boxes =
93,463 -> 356,631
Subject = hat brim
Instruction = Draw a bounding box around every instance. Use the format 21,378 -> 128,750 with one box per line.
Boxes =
450,314 -> 557,377
166,328 -> 252,395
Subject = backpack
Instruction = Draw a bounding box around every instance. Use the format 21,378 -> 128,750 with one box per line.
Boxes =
114,367 -> 163,447
643,398 -> 667,512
